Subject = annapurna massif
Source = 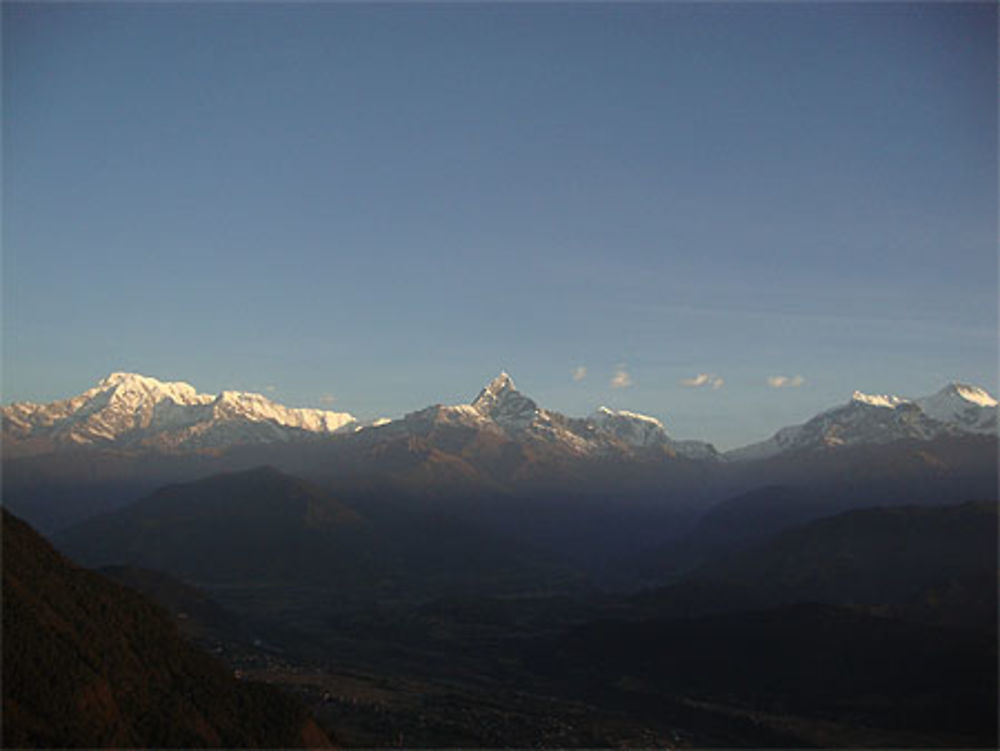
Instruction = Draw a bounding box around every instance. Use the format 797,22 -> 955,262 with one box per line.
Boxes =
2,371 -> 995,461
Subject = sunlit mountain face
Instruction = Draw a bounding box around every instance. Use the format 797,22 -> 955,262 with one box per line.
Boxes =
4,370 -> 996,747
5,0 -> 996,745
4,372 -> 996,541
4,370 -> 995,461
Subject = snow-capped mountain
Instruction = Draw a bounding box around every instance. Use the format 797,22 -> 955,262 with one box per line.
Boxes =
725,383 -> 997,462
5,371 -> 991,464
2,372 -> 358,453
590,407 -> 668,448
363,372 -> 618,458
915,383 -> 997,434
589,406 -> 720,460
355,372 -> 719,462
471,371 -> 540,429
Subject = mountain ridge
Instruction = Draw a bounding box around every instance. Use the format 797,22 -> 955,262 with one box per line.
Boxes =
725,382 -> 997,461
4,372 -> 995,464
2,372 -> 358,455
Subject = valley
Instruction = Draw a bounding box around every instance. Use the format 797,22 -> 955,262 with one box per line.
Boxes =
2,372 -> 997,747
7,2 -> 997,747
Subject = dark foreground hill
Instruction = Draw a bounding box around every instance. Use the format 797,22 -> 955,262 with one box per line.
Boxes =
1,508 -> 332,749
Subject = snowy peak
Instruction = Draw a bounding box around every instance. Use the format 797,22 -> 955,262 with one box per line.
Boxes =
470,372 -> 540,429
100,371 -> 201,399
471,371 -> 518,411
850,391 -> 910,409
592,406 -> 664,429
589,406 -> 720,459
382,374 -> 720,461
2,372 -> 357,453
937,383 -> 996,408
97,372 -> 213,410
589,406 -> 667,448
727,382 -> 997,461
210,390 -> 356,433
915,383 -> 997,434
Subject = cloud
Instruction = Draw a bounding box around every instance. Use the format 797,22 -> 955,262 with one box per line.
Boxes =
610,368 -> 632,389
767,375 -> 805,388
681,374 -> 711,387
681,373 -> 724,390
318,393 -> 337,406
572,365 -> 588,382
265,384 -> 277,393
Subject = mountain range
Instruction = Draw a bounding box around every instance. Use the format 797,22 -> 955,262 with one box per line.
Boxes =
728,383 -> 997,461
3,372 -> 994,462
1,371 -> 720,461
4,371 -> 996,543
1,372 -> 359,455
6,372 -> 996,749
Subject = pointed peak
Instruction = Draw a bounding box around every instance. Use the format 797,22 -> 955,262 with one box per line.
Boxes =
939,383 -> 997,407
472,372 -> 518,407
487,371 -> 516,392
470,371 -> 540,426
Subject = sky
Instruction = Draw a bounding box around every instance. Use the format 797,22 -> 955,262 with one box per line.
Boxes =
3,1 -> 997,450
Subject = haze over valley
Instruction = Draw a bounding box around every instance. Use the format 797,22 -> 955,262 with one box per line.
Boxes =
3,1 -> 996,747
3,370 -> 997,746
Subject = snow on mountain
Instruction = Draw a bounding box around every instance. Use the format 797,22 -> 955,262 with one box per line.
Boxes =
465,373 -> 697,457
471,372 -> 542,430
590,407 -> 668,448
2,372 -> 357,453
915,383 -> 998,434
358,373 -> 720,462
850,391 -> 910,409
726,383 -> 997,462
8,371 -> 989,463
392,372 -> 604,455
588,406 -> 721,460
351,373 -> 599,458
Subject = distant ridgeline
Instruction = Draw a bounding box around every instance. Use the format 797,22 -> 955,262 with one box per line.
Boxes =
2,372 -> 997,568
2,371 -> 994,458
2,372 -> 996,749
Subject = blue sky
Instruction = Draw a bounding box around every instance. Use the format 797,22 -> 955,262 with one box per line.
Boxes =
3,2 -> 996,449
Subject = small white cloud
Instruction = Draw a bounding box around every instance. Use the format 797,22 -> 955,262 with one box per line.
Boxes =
318,393 -> 336,406
682,374 -> 710,387
572,365 -> 588,382
682,373 -> 724,390
610,368 -> 632,389
767,375 -> 805,388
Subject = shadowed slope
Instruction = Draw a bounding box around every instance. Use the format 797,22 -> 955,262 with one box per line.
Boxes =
636,501 -> 998,630
54,466 -> 580,598
1,509 -> 332,749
